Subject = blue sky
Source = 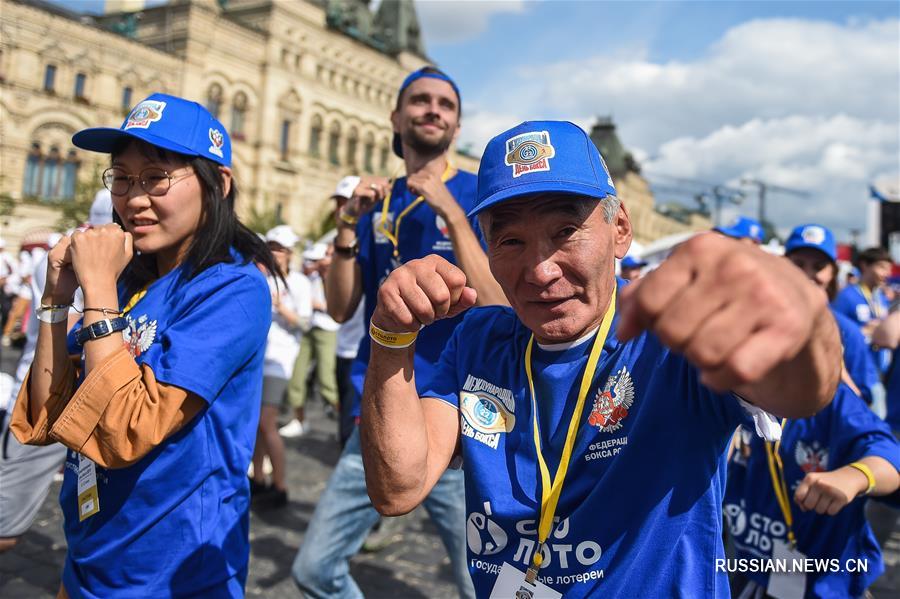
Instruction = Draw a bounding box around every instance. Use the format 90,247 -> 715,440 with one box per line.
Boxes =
414,1 -> 900,240
53,1 -> 899,240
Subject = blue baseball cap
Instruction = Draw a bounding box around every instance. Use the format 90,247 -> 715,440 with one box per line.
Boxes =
469,120 -> 617,217
784,224 -> 837,262
72,93 -> 231,166
621,256 -> 647,269
714,216 -> 764,243
393,67 -> 461,158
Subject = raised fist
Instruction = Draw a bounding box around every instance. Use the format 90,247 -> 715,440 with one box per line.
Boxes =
372,254 -> 477,333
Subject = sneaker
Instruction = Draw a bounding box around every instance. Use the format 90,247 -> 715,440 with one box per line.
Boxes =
249,477 -> 268,497
253,486 -> 288,510
279,418 -> 305,438
362,515 -> 407,552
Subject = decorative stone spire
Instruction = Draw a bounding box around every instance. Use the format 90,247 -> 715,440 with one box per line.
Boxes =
589,116 -> 640,178
373,0 -> 427,57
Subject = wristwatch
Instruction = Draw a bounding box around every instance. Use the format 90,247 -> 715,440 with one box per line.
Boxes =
334,239 -> 359,258
35,304 -> 70,324
76,317 -> 129,345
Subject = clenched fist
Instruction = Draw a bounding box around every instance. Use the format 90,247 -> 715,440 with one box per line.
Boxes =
68,224 -> 134,291
617,233 -> 837,399
794,467 -> 869,515
372,255 -> 477,333
344,176 -> 391,220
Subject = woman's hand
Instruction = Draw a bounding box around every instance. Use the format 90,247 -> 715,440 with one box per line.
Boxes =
43,235 -> 79,304
69,224 -> 134,293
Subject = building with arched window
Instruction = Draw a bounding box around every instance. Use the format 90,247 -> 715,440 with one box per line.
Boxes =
0,0 -> 482,246
0,0 -> 707,248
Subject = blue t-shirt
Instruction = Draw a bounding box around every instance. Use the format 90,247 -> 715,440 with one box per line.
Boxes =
60,253 -> 271,598
350,170 -> 481,416
834,309 -> 880,406
419,303 -> 755,597
833,285 -> 891,373
725,384 -> 900,599
885,353 -> 900,432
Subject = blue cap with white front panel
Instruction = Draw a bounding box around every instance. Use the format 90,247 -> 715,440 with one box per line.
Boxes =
72,93 -> 231,166
469,120 -> 617,217
784,223 -> 837,262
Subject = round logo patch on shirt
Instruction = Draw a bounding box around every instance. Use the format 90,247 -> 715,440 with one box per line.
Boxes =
461,391 -> 516,434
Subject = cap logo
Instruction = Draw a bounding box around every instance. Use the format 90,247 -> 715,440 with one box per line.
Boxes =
125,100 -> 166,130
208,128 -> 224,158
597,153 -> 615,188
504,131 -> 555,178
801,226 -> 826,245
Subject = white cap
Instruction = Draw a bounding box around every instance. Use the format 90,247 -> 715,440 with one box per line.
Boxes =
332,176 -> 361,200
302,242 -> 329,262
265,224 -> 300,250
88,189 -> 114,226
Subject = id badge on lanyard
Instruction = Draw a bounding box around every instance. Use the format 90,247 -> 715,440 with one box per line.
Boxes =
77,453 -> 100,521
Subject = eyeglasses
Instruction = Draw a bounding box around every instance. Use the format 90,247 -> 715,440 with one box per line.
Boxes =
102,167 -> 194,197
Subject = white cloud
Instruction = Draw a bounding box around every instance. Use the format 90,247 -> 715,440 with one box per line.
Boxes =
453,17 -> 899,240
644,114 -> 898,237
415,0 -> 528,44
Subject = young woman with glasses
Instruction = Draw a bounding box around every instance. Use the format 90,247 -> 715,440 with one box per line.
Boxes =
10,93 -> 278,597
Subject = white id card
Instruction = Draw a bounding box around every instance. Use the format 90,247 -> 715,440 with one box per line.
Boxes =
489,562 -> 562,599
767,539 -> 806,599
77,454 -> 100,521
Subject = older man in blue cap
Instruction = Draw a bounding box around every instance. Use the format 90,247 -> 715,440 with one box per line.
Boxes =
359,120 -> 842,597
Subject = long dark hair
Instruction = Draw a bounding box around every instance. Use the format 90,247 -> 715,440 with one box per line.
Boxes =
111,138 -> 282,296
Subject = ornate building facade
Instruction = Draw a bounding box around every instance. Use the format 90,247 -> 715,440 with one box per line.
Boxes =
0,0 -> 704,248
0,0 -> 480,247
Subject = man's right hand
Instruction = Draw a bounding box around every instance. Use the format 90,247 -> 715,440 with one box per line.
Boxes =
43,235 -> 78,305
343,176 -> 391,221
372,255 -> 477,333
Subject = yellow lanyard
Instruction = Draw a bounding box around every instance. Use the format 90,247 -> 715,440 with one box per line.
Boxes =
378,162 -> 455,260
764,418 -> 797,549
523,288 -> 617,583
858,284 -> 885,319
121,287 -> 148,314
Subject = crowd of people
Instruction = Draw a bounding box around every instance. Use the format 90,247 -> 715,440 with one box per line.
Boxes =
0,64 -> 897,599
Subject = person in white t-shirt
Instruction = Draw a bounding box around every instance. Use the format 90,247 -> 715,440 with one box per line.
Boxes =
329,176 -> 366,446
0,238 -> 18,332
281,243 -> 340,438
251,225 -> 312,509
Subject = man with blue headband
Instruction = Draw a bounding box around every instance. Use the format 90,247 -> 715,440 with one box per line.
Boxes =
292,66 -> 505,598
359,120 -> 842,597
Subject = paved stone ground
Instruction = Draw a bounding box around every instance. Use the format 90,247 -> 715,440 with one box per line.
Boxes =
2,344 -> 900,597
0,345 -> 459,598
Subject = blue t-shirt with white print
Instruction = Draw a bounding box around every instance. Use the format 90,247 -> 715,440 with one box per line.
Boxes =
833,309 -> 880,406
725,384 -> 900,599
60,252 -> 271,598
832,285 -> 891,373
418,300 -> 757,598
350,170 -> 481,416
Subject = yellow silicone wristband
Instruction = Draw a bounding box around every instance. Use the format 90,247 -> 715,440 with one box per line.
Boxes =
369,322 -> 418,349
339,210 -> 359,226
848,461 -> 876,495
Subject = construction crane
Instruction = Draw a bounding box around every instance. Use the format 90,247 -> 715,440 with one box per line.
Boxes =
740,178 -> 809,225
645,173 -> 744,226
